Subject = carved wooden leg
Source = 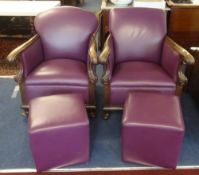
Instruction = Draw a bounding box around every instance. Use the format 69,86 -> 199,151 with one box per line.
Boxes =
103,83 -> 110,119
176,71 -> 188,96
21,106 -> 29,117
103,110 -> 110,120
88,82 -> 96,118
89,109 -> 96,118
78,0 -> 84,5
14,66 -> 29,117
61,0 -> 77,5
176,84 -> 184,96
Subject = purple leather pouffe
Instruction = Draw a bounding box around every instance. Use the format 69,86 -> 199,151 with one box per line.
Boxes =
28,94 -> 89,172
122,91 -> 185,168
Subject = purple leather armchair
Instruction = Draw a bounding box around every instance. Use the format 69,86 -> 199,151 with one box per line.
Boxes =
7,7 -> 98,114
99,8 -> 194,118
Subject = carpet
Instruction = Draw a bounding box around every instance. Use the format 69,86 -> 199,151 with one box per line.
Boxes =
0,77 -> 199,172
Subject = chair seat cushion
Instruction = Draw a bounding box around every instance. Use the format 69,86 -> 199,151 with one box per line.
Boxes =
26,59 -> 88,86
111,61 -> 175,88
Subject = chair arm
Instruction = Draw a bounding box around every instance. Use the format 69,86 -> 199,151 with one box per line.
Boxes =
163,37 -> 194,95
99,34 -> 111,64
7,35 -> 39,62
165,37 -> 195,65
7,34 -> 44,81
161,38 -> 181,82
88,35 -> 98,65
99,34 -> 114,83
88,35 -> 98,84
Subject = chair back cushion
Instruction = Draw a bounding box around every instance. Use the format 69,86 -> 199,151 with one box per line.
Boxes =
34,7 -> 98,62
109,8 -> 167,64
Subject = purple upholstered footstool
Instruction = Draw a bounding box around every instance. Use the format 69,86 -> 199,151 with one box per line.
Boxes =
28,94 -> 89,172
122,91 -> 185,168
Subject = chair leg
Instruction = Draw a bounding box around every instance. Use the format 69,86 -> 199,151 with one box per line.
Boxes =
88,81 -> 97,118
21,107 -> 29,117
78,0 -> 84,5
103,83 -> 111,119
88,108 -> 96,118
103,110 -> 110,120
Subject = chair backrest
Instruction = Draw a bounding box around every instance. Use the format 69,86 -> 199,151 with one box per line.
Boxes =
109,8 -> 167,64
34,7 -> 98,62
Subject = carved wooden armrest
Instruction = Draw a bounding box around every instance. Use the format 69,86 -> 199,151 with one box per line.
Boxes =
166,36 -> 195,65
88,36 -> 98,65
7,35 -> 39,84
99,34 -> 113,84
7,35 -> 39,62
99,34 -> 111,64
88,35 -> 98,84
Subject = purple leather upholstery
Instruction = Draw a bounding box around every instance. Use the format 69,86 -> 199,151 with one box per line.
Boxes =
24,85 -> 88,105
111,86 -> 175,106
161,41 -> 181,82
111,62 -> 175,87
21,38 -> 44,77
122,92 -> 185,168
109,8 -> 166,64
24,59 -> 89,103
110,62 -> 175,105
106,8 -> 180,107
35,7 -> 98,61
29,94 -> 89,172
26,59 -> 88,86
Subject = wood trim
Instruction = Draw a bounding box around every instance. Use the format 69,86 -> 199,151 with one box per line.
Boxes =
88,36 -> 98,65
176,68 -> 188,96
60,0 -> 85,5
14,61 -> 24,84
88,81 -> 97,107
100,35 -> 112,111
87,13 -> 100,108
99,34 -> 112,84
103,83 -> 110,108
87,36 -> 98,106
99,34 -> 111,64
166,36 -> 195,64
